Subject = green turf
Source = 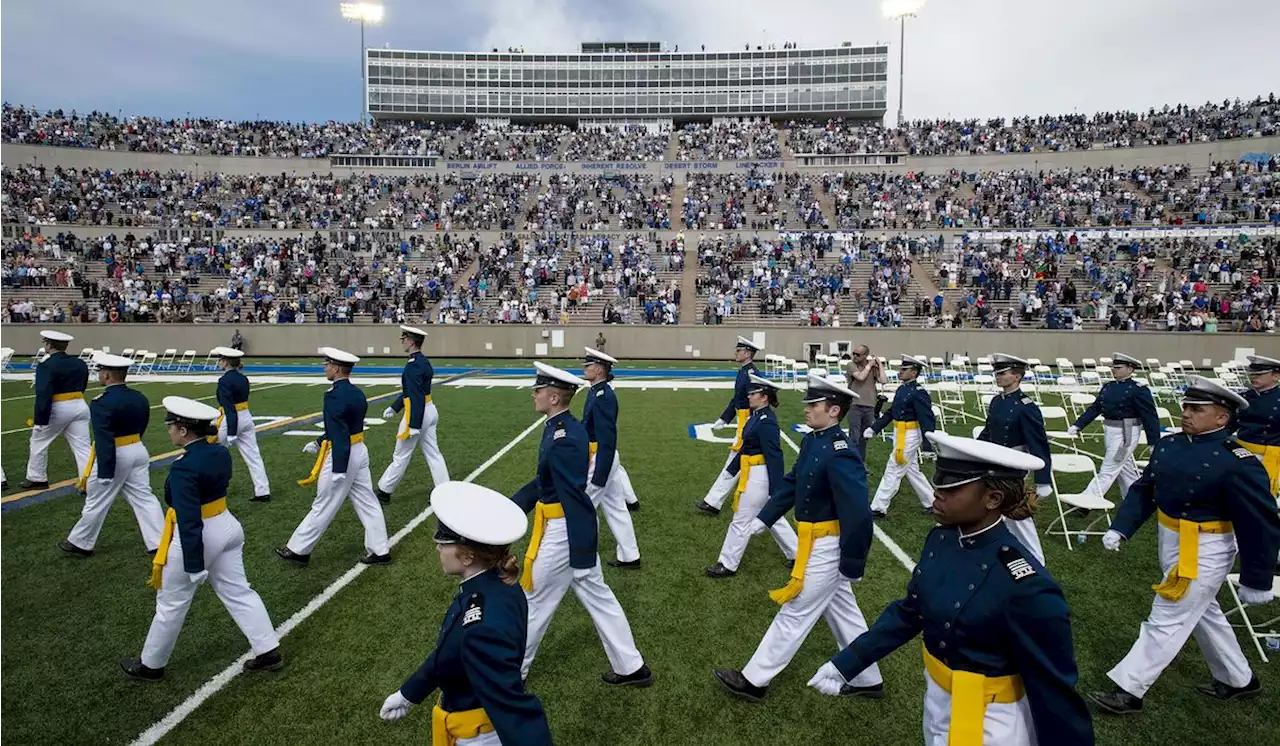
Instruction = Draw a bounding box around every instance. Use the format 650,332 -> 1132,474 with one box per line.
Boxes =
1,381 -> 1274,745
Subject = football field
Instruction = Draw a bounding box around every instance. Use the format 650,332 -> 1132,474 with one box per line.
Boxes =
1,371 -> 1275,745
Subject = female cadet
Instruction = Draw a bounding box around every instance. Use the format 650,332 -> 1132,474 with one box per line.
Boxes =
808,432 -> 1094,746
380,482 -> 552,746
705,374 -> 799,578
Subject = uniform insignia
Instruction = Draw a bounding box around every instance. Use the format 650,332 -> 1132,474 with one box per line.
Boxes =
833,440 -> 848,451
462,593 -> 484,627
93,394 -> 104,401
595,390 -> 604,397
553,428 -> 566,440
1133,379 -> 1147,387
1021,397 -> 1032,405
1233,447 -> 1256,460
999,545 -> 1036,582
174,455 -> 184,462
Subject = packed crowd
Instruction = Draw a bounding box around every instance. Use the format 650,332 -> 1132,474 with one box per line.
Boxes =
681,171 -> 827,230
562,125 -> 672,161
674,121 -> 782,160
522,174 -> 674,231
785,119 -> 898,154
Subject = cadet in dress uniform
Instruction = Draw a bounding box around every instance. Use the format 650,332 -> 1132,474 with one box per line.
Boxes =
277,348 -> 391,565
210,347 -> 271,502
380,482 -> 552,745
1090,376 -> 1280,715
705,374 -> 799,578
695,337 -> 762,516
809,432 -> 1094,746
714,374 -> 883,701
513,363 -> 653,686
867,355 -> 937,516
977,353 -> 1053,566
376,325 -> 450,503
22,329 -> 91,489
1066,353 -> 1162,501
121,397 -> 282,681
61,353 -> 166,557
1232,354 -> 1280,497
580,347 -> 642,568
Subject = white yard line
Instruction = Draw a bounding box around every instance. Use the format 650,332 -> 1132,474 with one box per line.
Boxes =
127,415 -> 545,746
779,431 -> 917,572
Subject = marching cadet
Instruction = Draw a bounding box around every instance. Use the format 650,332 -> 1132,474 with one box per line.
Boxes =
1090,376 -> 1280,715
580,347 -> 642,568
376,325 -> 450,504
379,482 -> 552,745
809,432 -> 1095,745
121,397 -> 282,681
695,337 -> 762,516
61,353 -> 166,557
277,348 -> 391,565
211,347 -> 271,502
1066,352 -> 1162,501
977,353 -> 1053,565
705,374 -> 799,578
513,362 -> 653,687
22,329 -> 91,490
866,355 -> 936,516
714,374 -> 883,701
1232,354 -> 1280,497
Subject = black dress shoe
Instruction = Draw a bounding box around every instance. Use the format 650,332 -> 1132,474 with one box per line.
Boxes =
1089,688 -> 1144,715
1195,676 -> 1261,701
705,562 -> 737,578
120,659 -> 164,682
360,552 -> 392,565
607,558 -> 641,569
58,540 -> 94,558
694,500 -> 720,516
375,488 -> 392,505
275,547 -> 310,565
19,479 -> 49,490
244,648 -> 284,672
839,682 -> 885,699
871,509 -> 888,519
602,664 -> 654,687
626,501 -> 640,512
714,668 -> 767,702
785,559 -> 796,570
1,480 -> 7,490
250,494 -> 271,503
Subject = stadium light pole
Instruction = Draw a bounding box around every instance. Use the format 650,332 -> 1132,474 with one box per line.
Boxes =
340,2 -> 385,124
882,0 -> 926,128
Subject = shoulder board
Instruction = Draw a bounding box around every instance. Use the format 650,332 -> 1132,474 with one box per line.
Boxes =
1133,379 -> 1147,387
833,439 -> 848,451
999,545 -> 1037,583
553,428 -> 566,440
174,454 -> 184,462
92,393 -> 104,402
1228,442 -> 1256,459
1020,397 -> 1033,405
595,389 -> 604,397
461,593 -> 484,627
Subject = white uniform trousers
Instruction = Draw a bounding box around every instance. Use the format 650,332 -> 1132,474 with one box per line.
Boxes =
1003,516 -> 1046,567
521,518 -> 645,679
67,442 -> 165,551
1084,421 -> 1142,500
286,443 -> 390,556
587,451 -> 641,563
217,409 -> 271,498
922,671 -> 1036,746
1107,525 -> 1253,697
26,398 -> 92,482
457,732 -> 500,746
377,401 -> 450,493
870,427 -> 935,513
741,536 -> 883,688
702,450 -> 740,510
141,511 -> 279,668
717,466 -> 798,571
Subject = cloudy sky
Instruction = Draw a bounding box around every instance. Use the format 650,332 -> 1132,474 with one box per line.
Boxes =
3,0 -> 1277,124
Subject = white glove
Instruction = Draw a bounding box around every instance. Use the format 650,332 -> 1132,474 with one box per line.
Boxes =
227,435 -> 238,446
712,418 -> 726,429
572,566 -> 595,581
748,518 -> 769,537
1102,530 -> 1123,551
408,428 -> 420,437
919,450 -> 937,461
1035,484 -> 1053,498
303,440 -> 320,454
332,472 -> 346,482
1065,426 -> 1079,437
1238,586 -> 1275,606
806,661 -> 848,696
382,406 -> 397,419
187,570 -> 209,585
32,424 -> 48,432
379,690 -> 412,721
862,428 -> 875,439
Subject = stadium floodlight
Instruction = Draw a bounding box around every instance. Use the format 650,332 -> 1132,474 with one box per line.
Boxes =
882,0 -> 926,128
340,2 -> 385,124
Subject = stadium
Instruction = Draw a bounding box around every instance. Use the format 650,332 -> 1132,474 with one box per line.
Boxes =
1,1 -> 1279,744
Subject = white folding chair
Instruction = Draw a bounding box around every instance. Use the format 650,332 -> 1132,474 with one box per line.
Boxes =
121,348 -> 136,359
1145,357 -> 1161,372
1026,358 -> 1043,367
932,403 -> 949,431
131,349 -> 148,364
1057,359 -> 1076,377
0,346 -> 14,372
158,349 -> 177,370
1068,393 -> 1097,420
178,350 -> 197,372
792,361 -> 809,386
811,367 -> 828,378
1154,407 -> 1180,434
77,348 -> 95,362
936,382 -> 967,421
1224,574 -> 1280,662
203,349 -> 221,371
1081,358 -> 1098,373
1080,371 -> 1101,387
137,352 -> 158,376
1044,453 -> 1116,548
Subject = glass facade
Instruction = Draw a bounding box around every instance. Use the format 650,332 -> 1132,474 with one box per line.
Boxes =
365,46 -> 888,121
